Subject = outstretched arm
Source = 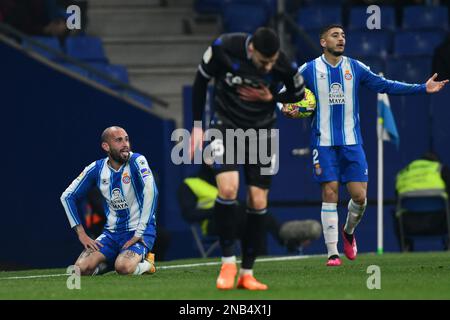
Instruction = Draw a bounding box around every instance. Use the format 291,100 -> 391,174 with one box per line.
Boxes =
425,73 -> 449,93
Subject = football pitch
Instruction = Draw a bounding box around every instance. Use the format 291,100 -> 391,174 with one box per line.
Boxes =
1,252 -> 449,300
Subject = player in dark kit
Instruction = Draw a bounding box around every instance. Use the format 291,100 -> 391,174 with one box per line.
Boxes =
189,27 -> 305,290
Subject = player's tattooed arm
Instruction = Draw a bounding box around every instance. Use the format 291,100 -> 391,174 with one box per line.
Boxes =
74,225 -> 103,251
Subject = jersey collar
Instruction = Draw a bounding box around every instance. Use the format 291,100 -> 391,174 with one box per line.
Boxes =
321,54 -> 343,68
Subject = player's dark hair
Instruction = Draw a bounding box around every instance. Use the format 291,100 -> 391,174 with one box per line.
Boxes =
251,27 -> 280,57
319,24 -> 344,39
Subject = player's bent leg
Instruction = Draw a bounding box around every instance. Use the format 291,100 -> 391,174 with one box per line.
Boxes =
75,249 -> 107,276
236,186 -> 269,290
114,250 -> 142,275
321,182 -> 341,266
214,171 -> 240,289
342,182 -> 368,260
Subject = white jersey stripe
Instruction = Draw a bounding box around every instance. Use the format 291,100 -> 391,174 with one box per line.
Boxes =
315,57 -> 331,146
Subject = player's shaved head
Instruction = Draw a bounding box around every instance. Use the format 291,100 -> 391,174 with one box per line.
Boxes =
101,126 -> 126,143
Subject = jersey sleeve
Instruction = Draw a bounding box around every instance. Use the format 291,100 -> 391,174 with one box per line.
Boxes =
60,161 -> 98,229
274,58 -> 305,103
357,60 -> 427,95
197,37 -> 225,80
133,155 -> 158,238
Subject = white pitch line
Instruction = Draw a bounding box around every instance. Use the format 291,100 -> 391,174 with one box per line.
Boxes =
0,254 -> 326,279
0,273 -> 69,280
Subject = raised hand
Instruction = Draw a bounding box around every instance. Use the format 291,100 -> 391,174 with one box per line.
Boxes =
426,73 -> 449,93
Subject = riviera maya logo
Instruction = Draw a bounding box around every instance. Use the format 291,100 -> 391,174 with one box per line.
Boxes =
110,188 -> 129,210
329,83 -> 345,105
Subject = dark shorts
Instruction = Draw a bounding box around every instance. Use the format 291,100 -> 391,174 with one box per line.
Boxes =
205,123 -> 277,189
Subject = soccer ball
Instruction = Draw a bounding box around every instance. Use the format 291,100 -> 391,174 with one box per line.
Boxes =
284,88 -> 316,118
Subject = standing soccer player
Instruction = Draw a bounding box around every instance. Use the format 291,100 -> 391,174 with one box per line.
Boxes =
282,24 -> 448,266
190,27 -> 305,290
61,126 -> 158,275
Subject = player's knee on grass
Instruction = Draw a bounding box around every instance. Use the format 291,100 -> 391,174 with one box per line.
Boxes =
115,250 -> 141,275
114,259 -> 138,275
75,260 -> 97,276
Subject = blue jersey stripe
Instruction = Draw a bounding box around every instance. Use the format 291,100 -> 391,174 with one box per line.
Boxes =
349,59 -> 359,144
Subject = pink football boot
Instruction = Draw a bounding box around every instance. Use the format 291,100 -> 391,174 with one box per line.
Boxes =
342,227 -> 357,260
326,256 -> 342,266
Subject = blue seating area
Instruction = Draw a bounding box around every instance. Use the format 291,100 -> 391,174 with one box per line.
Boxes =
22,35 -> 153,107
222,1 -> 272,33
402,6 -> 448,31
289,5 -> 449,82
348,6 -> 396,31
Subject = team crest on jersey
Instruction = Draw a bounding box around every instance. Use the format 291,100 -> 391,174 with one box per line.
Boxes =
344,70 -> 352,80
110,188 -> 129,210
329,83 -> 345,105
122,172 -> 131,184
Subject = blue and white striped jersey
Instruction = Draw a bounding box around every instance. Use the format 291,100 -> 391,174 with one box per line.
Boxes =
299,55 -> 426,147
61,152 -> 158,237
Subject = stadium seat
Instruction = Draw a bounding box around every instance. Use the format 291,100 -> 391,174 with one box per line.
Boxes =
59,62 -> 89,78
221,1 -> 272,33
23,36 -> 63,61
348,6 -> 396,31
65,36 -> 109,63
293,28 -> 322,64
394,31 -> 446,57
194,0 -> 223,15
356,57 -> 385,75
396,192 -> 450,252
402,6 -> 449,31
296,6 -> 342,30
386,57 -> 432,83
345,31 -> 392,59
87,63 -> 130,88
301,0 -> 345,5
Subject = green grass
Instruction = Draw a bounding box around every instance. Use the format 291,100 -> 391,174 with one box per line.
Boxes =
1,252 -> 449,299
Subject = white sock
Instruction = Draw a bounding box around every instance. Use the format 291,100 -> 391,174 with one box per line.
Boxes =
344,199 -> 367,235
321,202 -> 339,258
133,260 -> 151,275
222,256 -> 236,264
239,268 -> 253,276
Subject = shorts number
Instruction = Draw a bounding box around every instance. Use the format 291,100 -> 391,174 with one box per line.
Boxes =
312,149 -> 319,165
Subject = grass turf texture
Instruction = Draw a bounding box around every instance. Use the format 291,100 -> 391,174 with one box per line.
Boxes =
0,252 -> 449,299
